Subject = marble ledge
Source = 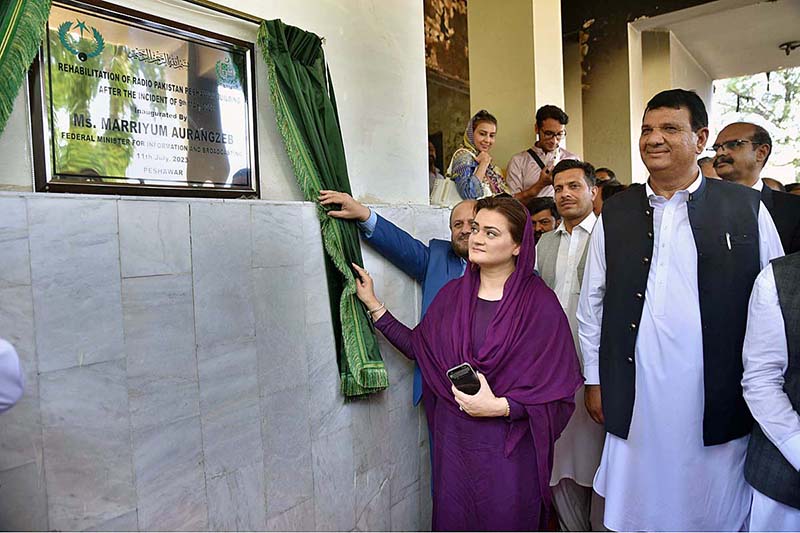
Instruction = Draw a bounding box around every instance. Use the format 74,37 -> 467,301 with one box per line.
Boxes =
0,190 -> 443,211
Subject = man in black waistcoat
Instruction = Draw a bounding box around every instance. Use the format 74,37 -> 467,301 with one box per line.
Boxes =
742,251 -> 800,530
713,122 -> 800,253
576,89 -> 785,531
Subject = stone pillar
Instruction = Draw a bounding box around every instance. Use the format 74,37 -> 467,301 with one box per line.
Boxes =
467,0 -> 565,169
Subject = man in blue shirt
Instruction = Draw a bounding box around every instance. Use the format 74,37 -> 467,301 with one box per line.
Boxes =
318,190 -> 475,406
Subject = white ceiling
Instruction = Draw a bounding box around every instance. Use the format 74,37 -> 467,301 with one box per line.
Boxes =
632,0 -> 800,79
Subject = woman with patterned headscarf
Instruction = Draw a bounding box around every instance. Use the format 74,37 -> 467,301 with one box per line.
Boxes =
446,110 -> 510,199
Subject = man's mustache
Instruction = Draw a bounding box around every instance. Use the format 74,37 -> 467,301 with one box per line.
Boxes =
714,157 -> 733,167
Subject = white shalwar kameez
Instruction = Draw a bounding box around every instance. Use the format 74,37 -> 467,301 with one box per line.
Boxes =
536,214 -> 606,531
742,264 -> 800,532
577,173 -> 784,531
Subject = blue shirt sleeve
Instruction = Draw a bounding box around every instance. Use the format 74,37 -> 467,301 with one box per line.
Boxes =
357,209 -> 378,238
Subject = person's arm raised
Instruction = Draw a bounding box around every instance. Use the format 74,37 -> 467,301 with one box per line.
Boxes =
321,191 -> 432,283
513,166 -> 552,202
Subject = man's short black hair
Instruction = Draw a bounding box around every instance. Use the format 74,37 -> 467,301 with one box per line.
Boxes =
525,197 -> 559,220
697,156 -> 714,166
597,178 -> 621,189
536,105 -> 569,128
602,183 -> 628,202
748,123 -> 773,166
785,183 -> 800,194
762,177 -> 786,192
645,89 -> 708,131
552,159 -> 596,188
595,167 -> 616,180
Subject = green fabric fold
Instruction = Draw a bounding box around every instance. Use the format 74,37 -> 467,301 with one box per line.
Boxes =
258,19 -> 388,397
0,0 -> 51,136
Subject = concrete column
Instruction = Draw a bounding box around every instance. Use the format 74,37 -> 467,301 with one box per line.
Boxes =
563,37 -> 584,157
467,0 -> 565,169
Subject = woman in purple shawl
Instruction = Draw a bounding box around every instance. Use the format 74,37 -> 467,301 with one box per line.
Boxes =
353,196 -> 582,531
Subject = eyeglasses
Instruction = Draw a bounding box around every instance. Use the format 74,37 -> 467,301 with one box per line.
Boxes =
709,139 -> 757,153
541,130 -> 567,140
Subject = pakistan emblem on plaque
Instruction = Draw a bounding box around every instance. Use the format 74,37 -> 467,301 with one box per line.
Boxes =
216,57 -> 241,89
57,19 -> 105,62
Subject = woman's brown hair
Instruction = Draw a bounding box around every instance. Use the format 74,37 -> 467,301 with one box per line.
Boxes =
475,196 -> 528,244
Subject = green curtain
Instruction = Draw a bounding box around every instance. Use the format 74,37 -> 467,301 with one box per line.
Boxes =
258,19 -> 388,397
0,0 -> 51,136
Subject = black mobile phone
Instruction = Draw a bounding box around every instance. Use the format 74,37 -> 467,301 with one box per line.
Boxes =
447,362 -> 481,395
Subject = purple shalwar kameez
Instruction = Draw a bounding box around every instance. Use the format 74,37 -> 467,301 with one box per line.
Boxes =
374,207 -> 582,531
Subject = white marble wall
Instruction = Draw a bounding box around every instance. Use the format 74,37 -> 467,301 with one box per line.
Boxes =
0,192 -> 451,531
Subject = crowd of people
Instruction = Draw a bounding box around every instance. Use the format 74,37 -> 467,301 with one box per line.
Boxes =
323,88 -> 800,531
2,88 -> 798,532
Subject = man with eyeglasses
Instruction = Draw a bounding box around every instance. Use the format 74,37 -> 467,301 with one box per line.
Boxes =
507,105 -> 578,201
713,122 -> 800,253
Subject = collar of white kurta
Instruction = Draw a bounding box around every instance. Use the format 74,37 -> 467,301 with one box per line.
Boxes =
645,168 -> 703,200
554,211 -> 598,236
750,178 -> 765,192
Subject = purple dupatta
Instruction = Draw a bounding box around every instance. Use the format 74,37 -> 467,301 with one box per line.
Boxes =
410,204 -> 583,521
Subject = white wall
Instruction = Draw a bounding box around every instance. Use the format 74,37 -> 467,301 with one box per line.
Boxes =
0,0 -> 430,205
669,33 -> 713,116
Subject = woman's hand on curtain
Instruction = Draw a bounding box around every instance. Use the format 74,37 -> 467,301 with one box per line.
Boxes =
351,263 -> 386,320
452,373 -> 509,417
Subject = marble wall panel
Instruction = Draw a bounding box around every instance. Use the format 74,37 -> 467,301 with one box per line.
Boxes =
28,198 -> 124,372
85,510 -> 139,532
351,396 -> 391,475
0,196 -> 30,287
253,266 -> 307,394
197,339 -> 262,477
0,461 -> 48,531
190,202 -> 255,347
265,499 -> 315,531
0,284 -> 40,471
39,360 -> 135,531
301,204 -> 331,325
413,205 -> 451,244
0,193 -> 433,532
354,464 -> 391,532
381,337 -> 416,413
261,384 -> 313,519
390,480 -> 420,532
251,204 -> 304,268
123,274 -> 199,432
305,322 -> 351,440
388,402 -> 421,507
132,416 -> 207,531
118,200 -> 191,278
418,408 -> 433,528
312,426 -> 355,531
371,206 -> 414,236
206,461 -> 267,531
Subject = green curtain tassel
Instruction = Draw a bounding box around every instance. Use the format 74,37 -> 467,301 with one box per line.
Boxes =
257,19 -> 388,398
0,0 -> 52,136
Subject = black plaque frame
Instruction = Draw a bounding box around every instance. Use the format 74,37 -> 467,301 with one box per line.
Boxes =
29,0 -> 260,198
